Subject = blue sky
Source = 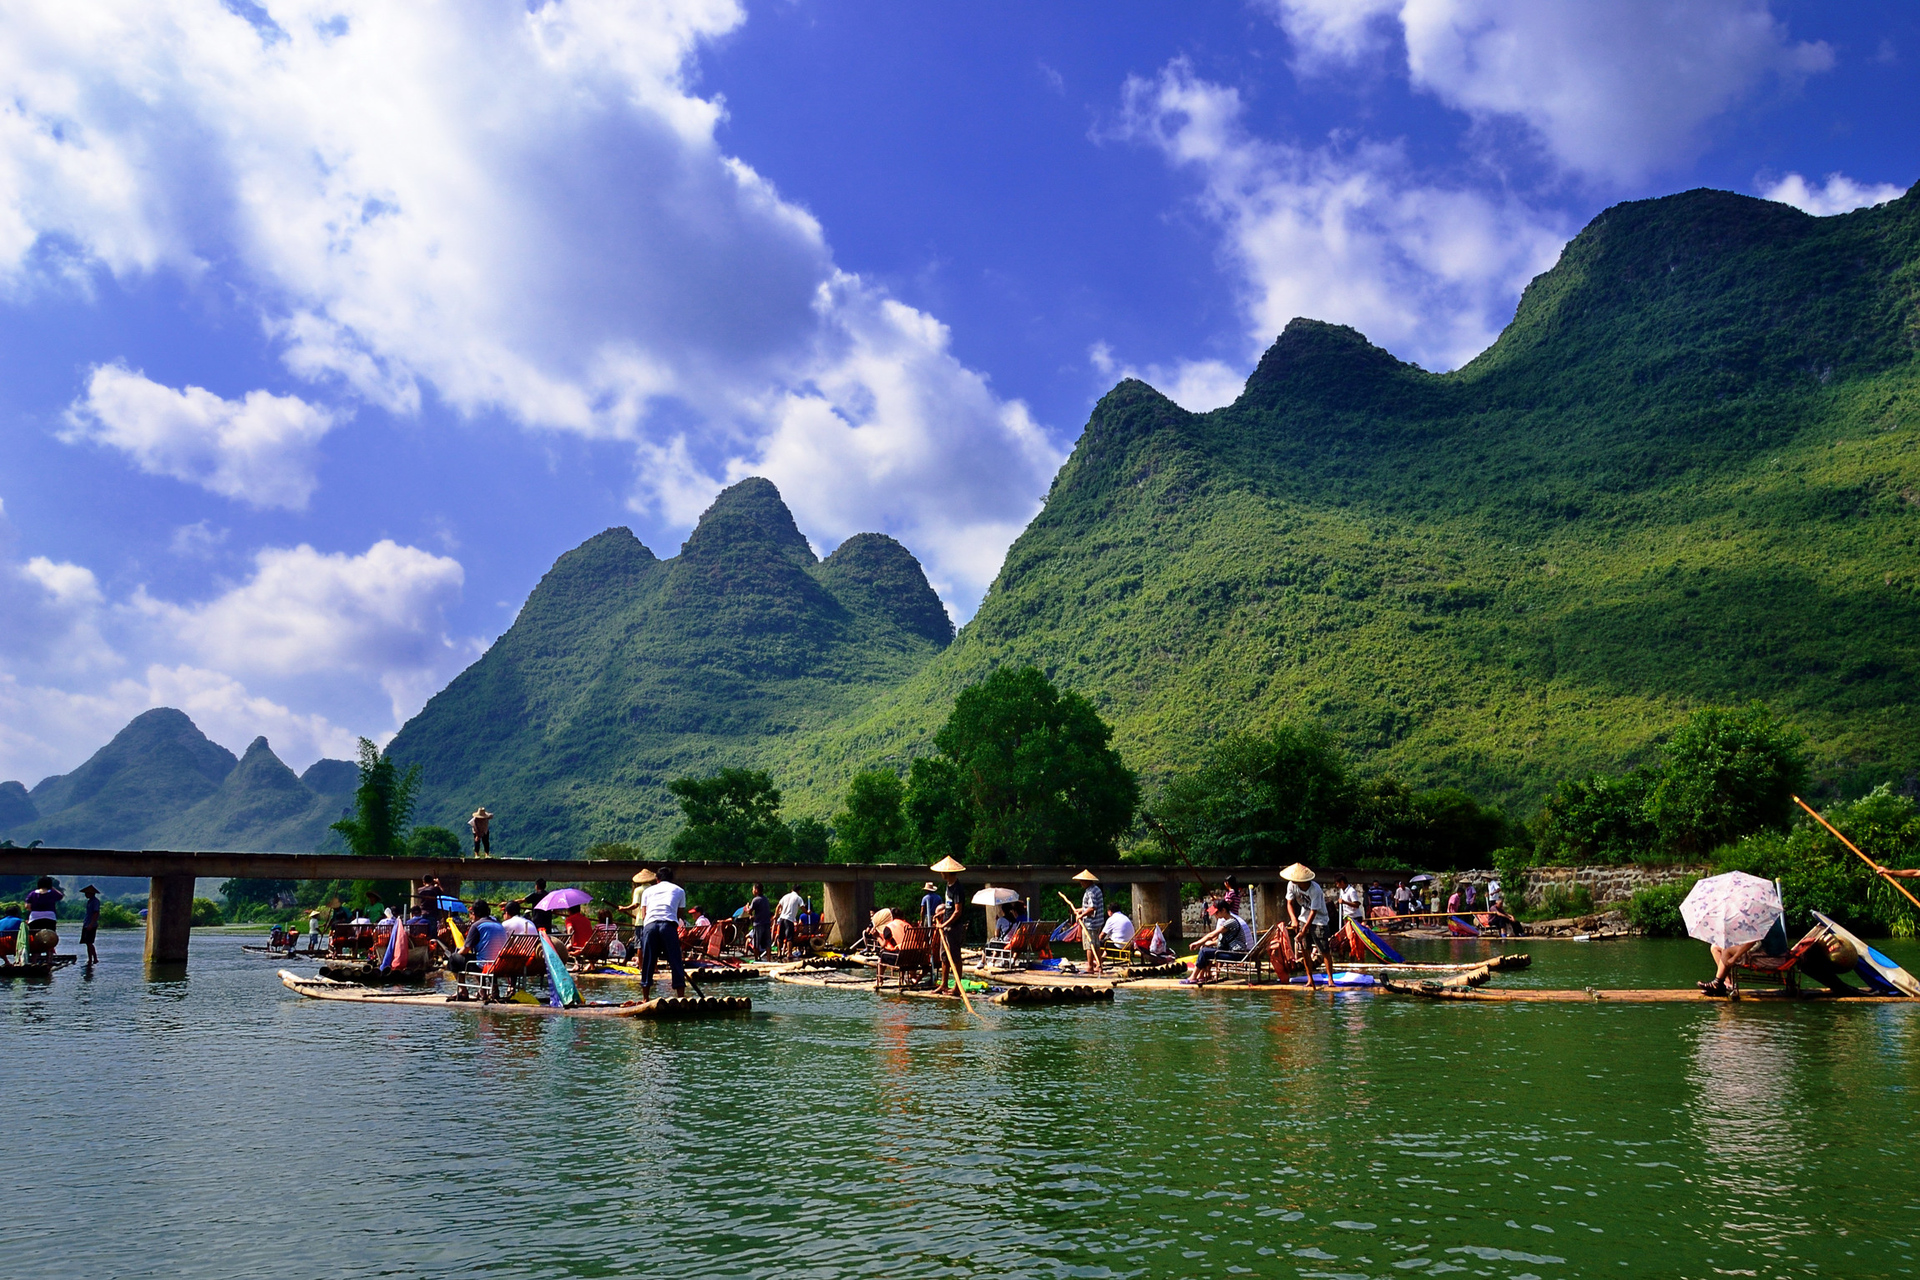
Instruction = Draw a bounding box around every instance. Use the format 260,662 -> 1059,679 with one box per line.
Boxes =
0,0 -> 1915,784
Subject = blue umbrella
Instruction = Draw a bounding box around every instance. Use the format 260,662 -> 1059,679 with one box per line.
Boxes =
434,895 -> 468,914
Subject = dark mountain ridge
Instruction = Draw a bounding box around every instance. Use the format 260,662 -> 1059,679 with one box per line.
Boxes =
2,708 -> 354,852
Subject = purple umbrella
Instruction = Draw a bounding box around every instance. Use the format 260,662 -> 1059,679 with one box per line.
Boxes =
535,888 -> 593,911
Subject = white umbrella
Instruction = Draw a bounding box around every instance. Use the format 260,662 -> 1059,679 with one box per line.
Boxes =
1680,872 -> 1783,948
971,886 -> 1021,906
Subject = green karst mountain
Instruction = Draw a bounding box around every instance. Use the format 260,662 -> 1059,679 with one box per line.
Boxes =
385,477 -> 955,856
777,185 -> 1920,818
14,183 -> 1920,862
0,708 -> 355,852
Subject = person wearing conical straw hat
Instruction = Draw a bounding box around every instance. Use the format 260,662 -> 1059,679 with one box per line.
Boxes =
1070,869 -> 1108,974
615,868 -> 686,999
1281,863 -> 1334,986
929,856 -> 966,993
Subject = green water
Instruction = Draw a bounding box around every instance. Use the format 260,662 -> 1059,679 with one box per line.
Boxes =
2,930 -> 1915,1279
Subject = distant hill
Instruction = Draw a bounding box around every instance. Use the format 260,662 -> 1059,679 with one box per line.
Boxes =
779,185 -> 1920,816
385,477 -> 953,857
0,708 -> 354,853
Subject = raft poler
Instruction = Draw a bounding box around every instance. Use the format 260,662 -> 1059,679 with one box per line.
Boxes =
929,856 -> 966,994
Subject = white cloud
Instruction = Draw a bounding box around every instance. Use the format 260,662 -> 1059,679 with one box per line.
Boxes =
1760,172 -> 1907,218
0,521 -> 469,780
1089,343 -> 1245,413
0,0 -> 1051,609
1274,0 -> 1833,184
137,539 -> 470,721
730,276 -> 1065,607
64,364 -> 337,509
1116,60 -> 1566,371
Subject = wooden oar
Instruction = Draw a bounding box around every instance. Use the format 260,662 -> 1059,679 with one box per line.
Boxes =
935,927 -> 985,1019
1795,795 -> 1920,913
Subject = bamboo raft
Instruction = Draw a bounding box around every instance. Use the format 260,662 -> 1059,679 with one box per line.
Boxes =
770,960 -> 1116,1007
1379,978 -> 1920,1004
279,970 -> 752,1019
575,962 -> 766,985
0,955 -> 77,978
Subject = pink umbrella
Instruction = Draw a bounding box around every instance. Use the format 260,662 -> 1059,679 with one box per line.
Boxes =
535,888 -> 593,911
1680,872 -> 1783,948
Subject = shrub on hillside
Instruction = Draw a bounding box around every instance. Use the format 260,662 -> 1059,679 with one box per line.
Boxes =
1713,785 -> 1919,936
190,898 -> 224,926
1538,883 -> 1595,919
1624,881 -> 1696,936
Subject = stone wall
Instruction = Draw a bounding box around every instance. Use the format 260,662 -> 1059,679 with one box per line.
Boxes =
1448,864 -> 1705,910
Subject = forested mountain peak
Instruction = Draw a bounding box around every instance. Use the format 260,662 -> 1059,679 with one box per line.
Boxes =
679,476 -> 817,568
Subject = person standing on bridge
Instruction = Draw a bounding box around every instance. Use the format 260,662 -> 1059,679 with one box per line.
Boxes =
469,807 -> 492,856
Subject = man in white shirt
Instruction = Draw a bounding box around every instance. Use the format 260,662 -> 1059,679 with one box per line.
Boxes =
1099,909 -> 1136,948
1282,863 -> 1335,985
775,888 -> 806,957
1334,876 -> 1363,927
617,868 -> 687,998
500,901 -> 538,936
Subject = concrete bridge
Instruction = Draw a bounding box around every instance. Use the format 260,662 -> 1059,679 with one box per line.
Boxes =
0,847 -> 1413,970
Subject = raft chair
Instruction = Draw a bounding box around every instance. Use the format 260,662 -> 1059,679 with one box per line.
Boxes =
876,924 -> 935,991
577,923 -> 618,965
1214,924 -> 1293,984
455,933 -> 544,1002
981,919 -> 1054,972
793,917 -> 833,956
1730,925 -> 1838,994
682,922 -> 740,970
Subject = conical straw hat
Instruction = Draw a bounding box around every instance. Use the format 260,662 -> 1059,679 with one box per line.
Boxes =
631,868 -> 658,885
1072,869 -> 1100,882
1281,862 -> 1315,883
929,855 -> 966,873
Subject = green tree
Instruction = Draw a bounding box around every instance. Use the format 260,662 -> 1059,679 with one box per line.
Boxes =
1149,724 -> 1355,866
832,769 -> 910,863
1716,784 -> 1919,936
667,767 -> 793,862
405,826 -> 464,860
330,738 -> 422,859
219,878 -> 296,912
1648,703 -> 1808,857
1533,769 -> 1659,864
929,666 -> 1137,864
787,816 -> 831,864
904,756 -> 972,863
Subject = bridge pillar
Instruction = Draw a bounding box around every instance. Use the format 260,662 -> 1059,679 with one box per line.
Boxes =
1253,882 -> 1287,937
145,873 -> 195,968
1131,881 -> 1181,951
821,879 -> 872,948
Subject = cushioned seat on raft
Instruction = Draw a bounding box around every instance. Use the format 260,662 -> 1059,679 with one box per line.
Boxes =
792,918 -> 832,956
1731,926 -> 1848,993
876,924 -> 935,990
679,922 -> 738,970
455,933 -> 544,1002
1214,924 -> 1293,983
982,919 -> 1054,971
578,923 -> 618,963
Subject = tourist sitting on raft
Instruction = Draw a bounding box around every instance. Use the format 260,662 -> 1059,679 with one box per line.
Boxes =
0,912 -> 22,966
1185,900 -> 1254,985
1698,915 -> 1793,997
1100,907 -> 1136,951
995,899 -> 1026,940
24,875 -> 63,958
501,901 -> 537,936
558,902 -> 595,962
447,901 -> 507,975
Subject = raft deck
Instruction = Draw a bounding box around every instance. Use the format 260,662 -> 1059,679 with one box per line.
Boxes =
1380,978 -> 1918,1003
279,970 -> 751,1019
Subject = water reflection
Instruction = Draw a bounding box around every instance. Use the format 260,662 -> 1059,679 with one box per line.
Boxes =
1686,1008 -> 1798,1167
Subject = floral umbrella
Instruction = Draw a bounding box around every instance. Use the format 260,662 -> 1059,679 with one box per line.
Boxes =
1680,872 -> 1783,948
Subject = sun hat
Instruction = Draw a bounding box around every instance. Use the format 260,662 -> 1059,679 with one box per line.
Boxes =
930,856 -> 966,873
922,881 -> 939,893
1281,863 -> 1316,883
871,907 -> 895,927
1072,869 -> 1099,883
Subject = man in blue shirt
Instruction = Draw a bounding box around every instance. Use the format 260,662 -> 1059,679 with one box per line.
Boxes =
918,881 -> 943,928
451,901 -> 507,976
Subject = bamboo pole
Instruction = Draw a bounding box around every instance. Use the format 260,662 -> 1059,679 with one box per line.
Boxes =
936,927 -> 983,1019
1794,795 -> 1920,913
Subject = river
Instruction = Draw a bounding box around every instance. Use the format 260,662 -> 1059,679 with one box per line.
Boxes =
2,928 -> 1914,1279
